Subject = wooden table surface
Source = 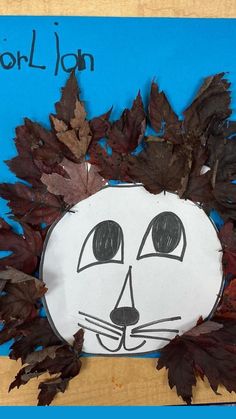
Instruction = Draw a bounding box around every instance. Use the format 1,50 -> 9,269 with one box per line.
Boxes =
0,0 -> 236,407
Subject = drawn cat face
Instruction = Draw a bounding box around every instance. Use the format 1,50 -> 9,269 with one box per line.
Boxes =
41,185 -> 223,354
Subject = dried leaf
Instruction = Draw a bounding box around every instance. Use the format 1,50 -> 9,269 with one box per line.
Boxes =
38,378 -> 69,406
0,279 -> 46,322
0,182 -> 64,226
56,128 -> 91,161
185,320 -> 223,337
128,140 -> 190,194
9,318 -> 62,362
216,278 -> 236,320
89,108 -> 112,142
108,92 -> 146,153
54,70 -> 79,124
182,171 -> 213,203
184,73 -> 231,139
157,319 -> 236,404
9,328 -> 84,406
149,81 -> 182,143
41,158 -> 106,205
0,219 -> 42,274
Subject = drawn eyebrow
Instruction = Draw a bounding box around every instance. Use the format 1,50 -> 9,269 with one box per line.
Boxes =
136,211 -> 186,261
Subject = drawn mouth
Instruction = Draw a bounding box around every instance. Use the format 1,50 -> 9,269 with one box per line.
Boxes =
78,311 -> 182,353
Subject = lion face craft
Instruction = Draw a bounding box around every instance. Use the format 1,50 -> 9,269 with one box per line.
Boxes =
42,184 -> 223,355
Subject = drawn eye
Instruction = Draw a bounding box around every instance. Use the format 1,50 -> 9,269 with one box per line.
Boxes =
77,220 -> 124,273
137,212 -> 186,261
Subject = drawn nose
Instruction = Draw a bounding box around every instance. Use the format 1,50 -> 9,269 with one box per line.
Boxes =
110,266 -> 139,326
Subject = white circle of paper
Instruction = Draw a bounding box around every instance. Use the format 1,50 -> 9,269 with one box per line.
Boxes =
41,185 -> 223,355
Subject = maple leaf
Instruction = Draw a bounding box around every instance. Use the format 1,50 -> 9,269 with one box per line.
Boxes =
148,81 -> 182,144
0,219 -> 42,274
128,139 -> 191,194
9,328 -> 84,406
185,320 -> 223,337
6,119 -> 64,187
216,278 -> 236,320
51,71 -> 92,161
41,158 -> 106,205
183,73 -> 232,140
0,182 -> 64,226
89,108 -> 112,142
9,317 -> 62,363
217,222 -> 236,277
207,131 -> 236,183
0,272 -> 47,323
38,378 -> 69,406
6,125 -> 42,186
213,182 -> 236,221
182,171 -> 213,203
54,70 -> 79,124
107,92 -> 146,153
157,319 -> 236,404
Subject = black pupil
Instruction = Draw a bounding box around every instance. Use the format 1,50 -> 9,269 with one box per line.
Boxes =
152,212 -> 182,253
93,220 -> 122,262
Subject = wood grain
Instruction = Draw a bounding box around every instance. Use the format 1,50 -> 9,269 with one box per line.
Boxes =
0,0 -> 236,17
0,0 -> 236,406
1,356 -> 236,406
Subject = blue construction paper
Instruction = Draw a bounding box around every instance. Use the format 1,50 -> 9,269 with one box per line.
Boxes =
0,16 -> 236,356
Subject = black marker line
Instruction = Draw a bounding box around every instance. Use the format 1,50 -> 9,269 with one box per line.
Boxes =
123,337 -> 146,351
78,311 -> 123,331
29,29 -> 46,70
132,316 -> 182,333
77,322 -> 119,341
84,317 -> 122,336
114,266 -> 133,309
132,328 -> 179,334
131,335 -> 171,342
96,333 -> 123,352
77,220 -> 124,273
137,211 -> 186,262
54,31 -> 60,76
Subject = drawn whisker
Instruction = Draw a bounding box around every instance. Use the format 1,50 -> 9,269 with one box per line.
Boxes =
132,328 -> 179,334
84,317 -> 122,336
78,310 -> 123,331
131,334 -> 171,342
132,316 -> 181,333
77,322 -> 119,341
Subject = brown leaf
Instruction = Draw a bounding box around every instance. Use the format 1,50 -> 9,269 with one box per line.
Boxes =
9,328 -> 84,406
0,279 -> 46,322
128,140 -> 190,194
216,278 -> 236,320
56,128 -> 91,161
89,108 -> 112,142
0,220 -> 42,274
25,345 -> 60,364
213,182 -> 236,221
218,222 -> 236,277
185,320 -> 223,337
157,319 -> 236,404
9,318 -> 61,362
54,70 -> 79,124
148,81 -> 182,143
108,92 -> 146,153
0,182 -> 64,226
38,378 -> 69,406
184,73 -> 231,139
182,171 -> 213,203
41,158 -> 106,205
